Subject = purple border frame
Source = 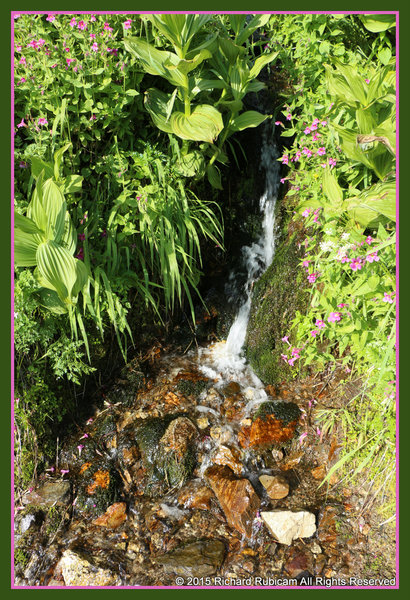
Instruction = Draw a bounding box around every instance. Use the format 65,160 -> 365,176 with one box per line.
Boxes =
10,9 -> 399,591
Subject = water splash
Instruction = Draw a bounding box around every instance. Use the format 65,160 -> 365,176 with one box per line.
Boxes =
199,125 -> 280,386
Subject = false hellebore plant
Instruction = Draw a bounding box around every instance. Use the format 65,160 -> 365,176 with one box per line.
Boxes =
123,14 -> 278,188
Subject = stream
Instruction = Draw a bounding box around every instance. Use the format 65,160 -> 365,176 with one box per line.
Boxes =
13,126 -> 395,588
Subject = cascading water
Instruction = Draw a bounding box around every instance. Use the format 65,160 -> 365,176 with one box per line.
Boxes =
198,124 -> 280,399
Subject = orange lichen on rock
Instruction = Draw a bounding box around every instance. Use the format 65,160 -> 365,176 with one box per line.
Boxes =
79,462 -> 92,475
93,502 -> 127,528
87,470 -> 110,495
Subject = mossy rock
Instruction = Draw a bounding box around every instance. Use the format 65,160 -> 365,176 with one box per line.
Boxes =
135,415 -> 197,497
254,401 -> 301,426
245,232 -> 309,384
75,460 -> 121,516
176,378 -> 208,398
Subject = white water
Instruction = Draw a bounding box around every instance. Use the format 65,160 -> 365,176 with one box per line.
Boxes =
198,126 -> 280,394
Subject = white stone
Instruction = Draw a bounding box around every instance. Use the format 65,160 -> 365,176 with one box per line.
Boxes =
261,510 -> 316,546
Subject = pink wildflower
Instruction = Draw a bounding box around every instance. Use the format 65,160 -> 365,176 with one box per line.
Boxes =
321,120 -> 327,126
383,292 -> 394,304
91,42 -> 98,52
317,147 -> 326,156
310,329 -> 319,337
275,120 -> 284,127
299,432 -> 308,445
78,20 -> 87,30
350,257 -> 363,271
281,335 -> 289,343
38,117 -> 48,126
302,208 -> 311,218
103,22 -> 113,32
337,303 -> 349,308
328,157 -> 337,168
17,118 -> 25,128
302,260 -> 310,268
90,33 -> 96,39
328,312 -> 342,323
78,233 -> 86,241
60,469 -> 69,475
365,236 -> 374,245
288,357 -> 297,366
69,17 -> 77,28
286,113 -> 292,120
124,19 -> 132,29
281,154 -> 289,165
46,14 -> 55,21
66,58 -> 75,66
308,272 -> 318,283
366,252 -> 379,263
315,319 -> 326,329
19,56 -> 26,65
281,354 -> 288,363
304,127 -> 311,135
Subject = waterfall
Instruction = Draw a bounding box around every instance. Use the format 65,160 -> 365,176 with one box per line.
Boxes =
225,126 -> 280,357
198,125 -> 280,388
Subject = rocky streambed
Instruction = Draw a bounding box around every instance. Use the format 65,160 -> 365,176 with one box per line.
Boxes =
13,346 -> 395,587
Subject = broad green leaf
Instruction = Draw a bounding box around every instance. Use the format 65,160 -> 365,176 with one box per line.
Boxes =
323,169 -> 343,207
170,105 -> 224,143
207,164 -> 223,190
378,47 -> 392,66
228,110 -> 268,134
62,212 -> 77,255
218,37 -> 246,65
30,156 -> 54,180
41,179 -> 66,242
123,37 -> 175,79
63,174 -> 83,194
27,177 -> 47,232
14,229 -> 43,267
36,240 -> 78,300
38,288 -> 68,314
144,88 -> 179,134
72,259 -> 89,297
360,14 -> 396,32
236,14 -> 271,45
14,211 -> 42,235
191,77 -> 227,95
229,15 -> 247,36
175,151 -> 205,177
249,51 -> 279,80
246,80 -> 266,93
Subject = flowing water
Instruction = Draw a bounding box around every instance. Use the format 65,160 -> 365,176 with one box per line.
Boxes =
14,126 -> 384,587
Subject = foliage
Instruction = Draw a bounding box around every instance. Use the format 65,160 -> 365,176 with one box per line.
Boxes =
266,13 -> 396,499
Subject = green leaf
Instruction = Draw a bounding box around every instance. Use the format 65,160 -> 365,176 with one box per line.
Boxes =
236,14 -> 271,45
323,169 -> 343,207
72,259 -> 89,297
170,105 -> 224,143
14,211 -> 42,235
63,174 -> 83,194
53,142 -> 72,181
207,164 -> 223,190
38,288 -> 68,314
36,240 -> 78,300
378,47 -> 392,66
30,156 -> 54,180
360,14 -> 396,32
144,88 -> 180,134
228,110 -> 268,134
218,37 -> 245,65
249,51 -> 279,80
175,151 -> 205,177
41,179 -> 67,242
125,89 -> 139,96
14,229 -> 43,267
123,37 -> 175,79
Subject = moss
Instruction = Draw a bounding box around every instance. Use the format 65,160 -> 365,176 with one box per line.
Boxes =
253,401 -> 301,425
45,505 -> 65,535
176,379 -> 208,398
245,231 -> 309,385
135,415 -> 197,497
14,548 -> 30,567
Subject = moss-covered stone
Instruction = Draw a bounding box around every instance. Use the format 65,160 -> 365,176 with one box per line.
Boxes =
76,460 -> 121,516
245,232 -> 309,384
254,401 -> 301,426
135,415 -> 197,497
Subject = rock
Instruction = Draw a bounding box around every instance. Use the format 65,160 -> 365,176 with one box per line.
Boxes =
261,510 -> 316,545
209,425 -> 232,443
93,502 -> 127,528
311,465 -> 326,480
213,445 -> 243,476
160,417 -> 198,459
178,481 -> 215,511
310,542 -> 322,555
317,504 -> 341,546
221,381 -> 241,396
285,551 -> 312,577
76,460 -> 121,516
154,539 -> 225,577
58,549 -> 119,586
135,415 -> 197,496
204,465 -> 260,537
279,450 -> 304,471
259,475 -> 289,500
238,401 -> 301,449
24,481 -> 70,508
197,417 -> 209,429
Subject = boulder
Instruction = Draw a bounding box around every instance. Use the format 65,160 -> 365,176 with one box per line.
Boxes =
261,510 -> 316,545
58,549 -> 119,586
93,502 -> 127,528
259,474 -> 289,500
238,401 -> 301,449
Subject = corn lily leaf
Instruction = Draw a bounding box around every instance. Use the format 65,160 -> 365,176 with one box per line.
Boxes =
145,87 -> 182,134
228,110 -> 268,134
36,240 -> 78,300
360,14 -> 396,33
170,105 -> 224,143
249,51 -> 279,80
14,229 -> 43,267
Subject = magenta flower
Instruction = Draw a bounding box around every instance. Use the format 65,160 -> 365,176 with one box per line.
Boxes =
66,58 -> 75,66
315,319 -> 326,329
288,357 -> 297,366
275,120 -> 284,127
124,19 -> 132,29
19,56 -> 26,65
89,33 -> 96,39
321,120 -> 327,126
308,272 -> 319,283
78,20 -> 87,30
299,432 -> 308,445
17,118 -> 25,128
302,208 -> 311,218
337,303 -> 349,308
77,444 -> 84,455
317,147 -> 326,156
366,252 -> 379,263
76,248 -> 84,260
328,157 -> 337,168
281,354 -> 288,363
281,154 -> 289,165
91,42 -> 99,52
291,347 -> 301,357
60,469 -> 69,475
310,329 -> 319,337
280,177 -> 287,184
365,236 -> 374,245
312,133 -> 321,141
91,15 -> 96,21
350,257 -> 363,271
46,14 -> 55,22
38,117 -> 48,126
328,312 -> 342,323
69,17 -> 77,28
302,259 -> 310,268
365,78 -> 370,84
78,233 -> 86,241
286,113 -> 292,120
383,292 -> 394,304
79,433 -> 89,440
281,335 -> 289,343
103,22 -> 113,32
304,127 -> 311,135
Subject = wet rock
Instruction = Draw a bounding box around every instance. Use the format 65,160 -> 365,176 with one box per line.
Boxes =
204,465 -> 261,537
197,417 -> 209,430
259,475 -> 289,500
178,481 -> 215,511
310,542 -> 322,554
76,460 -> 121,516
221,382 -> 241,396
285,550 -> 313,577
153,539 -> 225,577
311,465 -> 326,480
58,549 -> 120,586
175,372 -> 209,398
317,504 -> 343,546
93,502 -> 127,528
261,510 -> 316,545
209,425 -> 232,444
238,401 -> 301,449
213,445 -> 243,476
135,415 -> 197,496
279,450 -> 304,471
24,480 -> 70,508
